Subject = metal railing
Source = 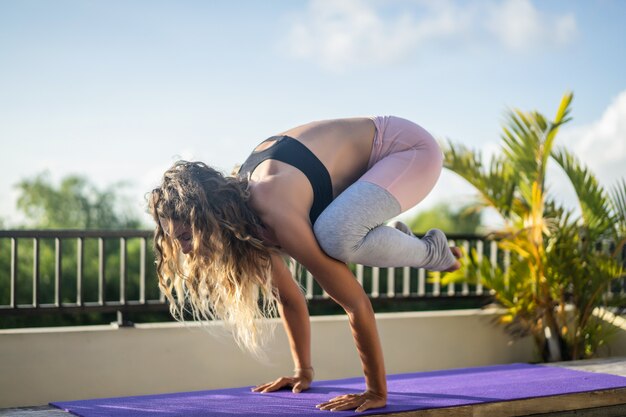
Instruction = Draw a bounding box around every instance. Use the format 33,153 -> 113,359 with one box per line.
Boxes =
0,230 -> 493,318
288,234 -> 494,300
0,230 -> 166,320
1,230 -> 624,321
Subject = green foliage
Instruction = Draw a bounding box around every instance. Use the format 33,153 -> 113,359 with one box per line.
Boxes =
443,144 -> 518,219
551,150 -> 613,237
407,203 -> 482,234
442,92 -> 626,361
611,179 -> 626,238
15,172 -> 141,229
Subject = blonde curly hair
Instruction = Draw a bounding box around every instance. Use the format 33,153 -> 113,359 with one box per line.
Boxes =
149,161 -> 279,354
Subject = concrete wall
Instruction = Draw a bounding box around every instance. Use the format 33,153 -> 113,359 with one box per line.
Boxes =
5,306 -> 626,409
3,309 -> 624,408
1,308 -> 540,408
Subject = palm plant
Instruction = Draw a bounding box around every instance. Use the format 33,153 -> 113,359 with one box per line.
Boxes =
442,92 -> 626,361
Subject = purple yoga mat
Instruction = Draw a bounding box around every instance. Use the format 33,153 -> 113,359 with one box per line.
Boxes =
50,363 -> 626,417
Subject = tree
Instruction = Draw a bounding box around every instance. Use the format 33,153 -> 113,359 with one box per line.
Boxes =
406,203 -> 482,234
15,172 -> 141,229
442,93 -> 626,361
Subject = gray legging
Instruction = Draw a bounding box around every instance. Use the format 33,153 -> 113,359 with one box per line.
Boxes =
313,181 -> 456,270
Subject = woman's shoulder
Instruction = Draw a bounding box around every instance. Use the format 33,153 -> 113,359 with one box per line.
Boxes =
249,182 -> 314,245
248,179 -> 299,217
247,180 -> 274,215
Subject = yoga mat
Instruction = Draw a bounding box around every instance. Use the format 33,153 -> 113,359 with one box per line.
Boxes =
50,363 -> 626,417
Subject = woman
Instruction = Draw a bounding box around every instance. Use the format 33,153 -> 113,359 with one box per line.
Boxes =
149,116 -> 461,413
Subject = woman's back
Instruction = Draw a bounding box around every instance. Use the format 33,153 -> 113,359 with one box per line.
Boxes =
261,117 -> 376,198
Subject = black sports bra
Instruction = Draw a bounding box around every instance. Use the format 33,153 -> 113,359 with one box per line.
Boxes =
238,135 -> 333,225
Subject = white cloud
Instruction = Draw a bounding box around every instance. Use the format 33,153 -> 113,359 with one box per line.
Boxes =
283,0 -> 577,71
486,0 -> 577,51
562,90 -> 626,189
286,0 -> 412,72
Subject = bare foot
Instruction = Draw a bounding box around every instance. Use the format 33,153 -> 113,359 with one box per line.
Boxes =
444,247 -> 462,272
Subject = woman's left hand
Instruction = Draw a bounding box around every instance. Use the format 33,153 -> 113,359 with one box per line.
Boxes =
316,390 -> 387,413
252,367 -> 314,394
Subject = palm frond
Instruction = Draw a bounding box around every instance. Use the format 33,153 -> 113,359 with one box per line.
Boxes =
551,147 -> 614,236
443,140 -> 518,219
500,93 -> 574,205
610,178 -> 626,237
543,92 -> 574,165
501,110 -> 542,184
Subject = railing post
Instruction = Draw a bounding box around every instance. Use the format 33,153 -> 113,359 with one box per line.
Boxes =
115,310 -> 134,327
356,264 -> 364,286
140,237 -> 146,304
55,238 -> 62,307
490,240 -> 498,294
446,238 -> 455,296
418,268 -> 426,296
387,267 -> 395,298
305,270 -> 314,300
76,237 -> 84,306
371,267 -> 380,298
476,240 -> 484,295
461,240 -> 470,296
98,237 -> 106,305
402,266 -> 410,297
120,237 -> 127,304
33,238 -> 40,307
432,270 -> 440,297
10,237 -> 18,308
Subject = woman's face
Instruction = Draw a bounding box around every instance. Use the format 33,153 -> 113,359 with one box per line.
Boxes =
160,217 -> 193,254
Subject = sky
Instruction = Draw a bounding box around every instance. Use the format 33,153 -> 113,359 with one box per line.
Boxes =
0,0 -> 625,228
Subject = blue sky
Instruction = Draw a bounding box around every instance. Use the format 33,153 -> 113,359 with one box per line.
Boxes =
1,0 -> 625,227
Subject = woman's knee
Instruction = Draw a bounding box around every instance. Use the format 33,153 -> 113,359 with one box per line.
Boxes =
313,213 -> 361,263
313,181 -> 402,263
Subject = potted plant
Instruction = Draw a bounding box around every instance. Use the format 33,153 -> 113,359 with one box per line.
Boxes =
442,92 -> 626,361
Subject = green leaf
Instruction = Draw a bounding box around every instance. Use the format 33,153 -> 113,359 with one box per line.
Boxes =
610,178 -> 626,237
551,148 -> 613,237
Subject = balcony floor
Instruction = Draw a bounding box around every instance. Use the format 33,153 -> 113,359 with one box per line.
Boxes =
2,358 -> 626,417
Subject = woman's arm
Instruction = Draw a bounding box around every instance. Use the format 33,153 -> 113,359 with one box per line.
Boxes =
253,253 -> 314,393
269,213 -> 387,412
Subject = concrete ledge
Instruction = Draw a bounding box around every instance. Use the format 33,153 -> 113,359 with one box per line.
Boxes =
1,308 -> 625,409
1,309 -> 536,408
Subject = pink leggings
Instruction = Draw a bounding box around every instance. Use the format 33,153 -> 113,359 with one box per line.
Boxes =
313,116 -> 455,269
359,116 -> 443,212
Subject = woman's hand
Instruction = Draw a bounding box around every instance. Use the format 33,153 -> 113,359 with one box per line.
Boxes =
316,390 -> 387,413
252,368 -> 314,394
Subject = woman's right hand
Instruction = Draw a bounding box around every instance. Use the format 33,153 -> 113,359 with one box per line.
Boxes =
252,367 -> 314,394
